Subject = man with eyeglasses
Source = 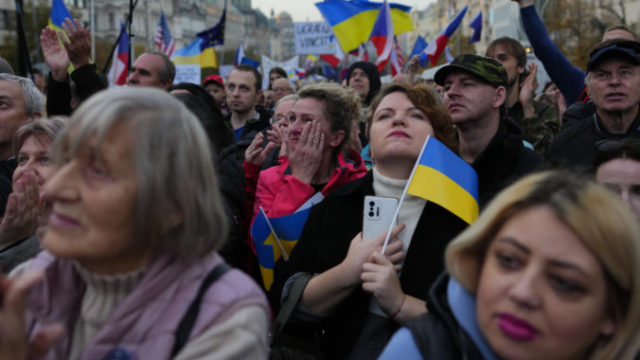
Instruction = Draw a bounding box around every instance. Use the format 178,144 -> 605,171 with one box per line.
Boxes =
271,78 -> 294,106
548,40 -> 640,168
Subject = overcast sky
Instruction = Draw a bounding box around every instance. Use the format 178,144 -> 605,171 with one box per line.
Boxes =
252,0 -> 435,22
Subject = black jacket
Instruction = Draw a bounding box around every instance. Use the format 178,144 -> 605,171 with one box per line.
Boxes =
407,273 -> 485,359
547,110 -> 640,170
271,172 -> 468,359
472,117 -> 543,207
47,64 -> 106,116
224,105 -> 271,142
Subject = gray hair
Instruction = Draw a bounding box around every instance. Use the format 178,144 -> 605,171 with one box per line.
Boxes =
51,87 -> 227,259
143,51 -> 176,84
0,73 -> 43,116
12,116 -> 67,157
276,93 -> 299,107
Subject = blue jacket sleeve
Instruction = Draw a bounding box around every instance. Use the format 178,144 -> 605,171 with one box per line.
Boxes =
378,328 -> 423,360
520,5 -> 585,104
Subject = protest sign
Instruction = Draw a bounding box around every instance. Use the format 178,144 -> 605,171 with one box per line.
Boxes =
294,21 -> 336,55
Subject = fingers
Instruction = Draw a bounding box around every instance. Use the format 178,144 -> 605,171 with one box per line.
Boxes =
4,270 -> 43,315
371,223 -> 406,247
28,323 -> 65,360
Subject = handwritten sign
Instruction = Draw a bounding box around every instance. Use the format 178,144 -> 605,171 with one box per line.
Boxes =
294,21 -> 336,55
173,65 -> 201,84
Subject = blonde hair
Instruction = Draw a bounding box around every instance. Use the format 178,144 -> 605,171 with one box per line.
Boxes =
51,87 -> 228,260
446,171 -> 640,360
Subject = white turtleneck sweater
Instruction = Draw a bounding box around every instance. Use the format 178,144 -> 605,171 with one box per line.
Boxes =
368,168 -> 427,317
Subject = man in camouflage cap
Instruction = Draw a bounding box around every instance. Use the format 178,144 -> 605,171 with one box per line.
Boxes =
435,54 -> 542,206
486,37 -> 559,153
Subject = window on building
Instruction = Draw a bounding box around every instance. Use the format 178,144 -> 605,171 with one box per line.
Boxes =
0,10 -> 10,30
109,13 -> 115,31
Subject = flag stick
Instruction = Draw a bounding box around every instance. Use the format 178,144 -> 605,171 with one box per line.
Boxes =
259,206 -> 289,261
381,136 -> 431,254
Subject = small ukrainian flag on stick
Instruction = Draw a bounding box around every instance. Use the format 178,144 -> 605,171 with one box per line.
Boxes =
382,136 -> 478,253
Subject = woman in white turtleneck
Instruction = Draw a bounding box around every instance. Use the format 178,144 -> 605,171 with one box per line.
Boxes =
272,83 -> 467,359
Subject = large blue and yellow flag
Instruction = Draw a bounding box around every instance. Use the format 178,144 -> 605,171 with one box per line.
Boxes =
49,0 -> 72,31
171,38 -> 218,68
315,0 -> 413,53
407,136 -> 479,224
251,207 -> 312,290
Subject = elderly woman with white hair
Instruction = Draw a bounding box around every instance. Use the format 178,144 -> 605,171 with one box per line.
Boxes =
0,87 -> 269,360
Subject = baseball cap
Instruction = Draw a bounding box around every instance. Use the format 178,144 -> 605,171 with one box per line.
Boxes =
586,39 -> 640,72
434,54 -> 507,88
203,74 -> 224,87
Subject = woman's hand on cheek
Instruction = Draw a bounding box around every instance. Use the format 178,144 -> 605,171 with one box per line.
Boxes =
361,251 -> 404,316
0,271 -> 64,360
289,121 -> 324,184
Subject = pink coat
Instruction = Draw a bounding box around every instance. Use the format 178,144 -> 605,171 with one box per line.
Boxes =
251,148 -> 367,234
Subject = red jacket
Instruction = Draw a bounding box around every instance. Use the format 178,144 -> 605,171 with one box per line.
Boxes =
251,148 -> 367,243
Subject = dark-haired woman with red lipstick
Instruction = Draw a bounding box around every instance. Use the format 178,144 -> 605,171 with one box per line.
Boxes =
380,171 -> 640,360
271,83 -> 467,358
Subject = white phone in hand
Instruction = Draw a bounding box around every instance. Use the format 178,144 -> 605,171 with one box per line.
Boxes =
363,196 -> 398,241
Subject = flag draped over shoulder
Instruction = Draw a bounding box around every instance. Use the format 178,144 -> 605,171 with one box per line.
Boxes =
252,208 -> 313,290
420,5 -> 467,67
407,136 -> 479,224
316,0 -> 413,53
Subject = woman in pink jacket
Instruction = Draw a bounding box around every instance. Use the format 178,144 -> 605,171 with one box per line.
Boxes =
251,83 -> 368,222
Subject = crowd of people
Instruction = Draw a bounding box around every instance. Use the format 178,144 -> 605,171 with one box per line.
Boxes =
0,1 -> 638,358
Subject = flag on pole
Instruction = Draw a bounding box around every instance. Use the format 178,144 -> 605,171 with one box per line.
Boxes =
197,2 -> 226,47
154,11 -> 175,57
49,0 -> 72,33
468,11 -> 482,44
305,55 -> 318,71
108,23 -> 129,87
370,0 -> 394,73
349,44 -> 369,62
420,5 -> 468,67
319,35 -> 344,68
171,37 -> 218,68
234,36 -> 247,65
409,35 -> 428,59
251,207 -> 314,290
407,136 -> 479,224
391,36 -> 405,76
445,46 -> 454,63
316,0 -> 413,52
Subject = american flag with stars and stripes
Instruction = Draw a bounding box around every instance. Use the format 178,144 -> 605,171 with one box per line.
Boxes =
154,11 -> 175,57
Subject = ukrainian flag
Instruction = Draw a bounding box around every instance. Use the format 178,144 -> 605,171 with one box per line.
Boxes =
251,207 -> 312,290
407,136 -> 479,224
315,0 -> 413,53
171,38 -> 218,80
49,0 -> 72,31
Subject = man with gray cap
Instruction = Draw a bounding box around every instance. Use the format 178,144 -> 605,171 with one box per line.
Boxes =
435,54 -> 542,205
547,39 -> 640,168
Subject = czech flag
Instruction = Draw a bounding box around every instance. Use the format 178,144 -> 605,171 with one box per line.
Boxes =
370,0 -> 394,73
107,24 -> 129,86
420,5 -> 467,67
407,136 -> 479,224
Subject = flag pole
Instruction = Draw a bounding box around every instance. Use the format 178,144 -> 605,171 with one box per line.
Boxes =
14,0 -> 33,78
260,207 -> 289,261
381,136 -> 431,254
100,19 -> 129,80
